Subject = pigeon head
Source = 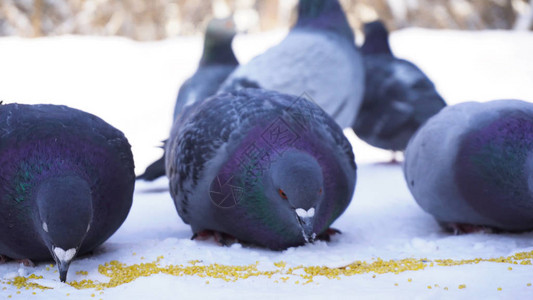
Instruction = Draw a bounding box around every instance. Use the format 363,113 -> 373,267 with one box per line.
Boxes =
34,175 -> 93,282
361,20 -> 393,55
296,0 -> 354,41
200,17 -> 238,66
263,150 -> 324,243
205,17 -> 236,42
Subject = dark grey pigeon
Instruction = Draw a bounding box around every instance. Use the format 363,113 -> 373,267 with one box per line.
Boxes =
353,21 -> 446,159
166,88 -> 356,250
219,0 -> 364,129
137,18 -> 239,181
0,103 -> 135,282
404,100 -> 533,234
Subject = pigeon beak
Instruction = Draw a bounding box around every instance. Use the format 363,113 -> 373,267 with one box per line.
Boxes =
51,246 -> 77,282
295,208 -> 316,243
58,260 -> 71,283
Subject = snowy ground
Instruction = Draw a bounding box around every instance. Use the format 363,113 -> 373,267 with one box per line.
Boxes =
0,28 -> 533,299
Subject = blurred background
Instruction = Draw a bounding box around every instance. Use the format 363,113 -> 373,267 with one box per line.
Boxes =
0,0 -> 532,171
1,0 -> 532,40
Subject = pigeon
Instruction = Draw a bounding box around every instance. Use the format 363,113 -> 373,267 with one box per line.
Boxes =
166,88 -> 356,250
352,20 -> 446,159
137,17 -> 239,181
219,0 -> 364,129
404,100 -> 533,233
0,103 -> 135,282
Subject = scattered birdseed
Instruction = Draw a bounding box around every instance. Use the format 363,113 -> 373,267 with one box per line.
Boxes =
497,287 -> 502,291
1,250 -> 531,291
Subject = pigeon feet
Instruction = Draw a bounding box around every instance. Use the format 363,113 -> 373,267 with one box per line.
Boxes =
17,259 -> 35,267
441,222 -> 495,235
191,230 -> 238,246
375,152 -> 402,165
0,255 -> 35,267
317,228 -> 342,242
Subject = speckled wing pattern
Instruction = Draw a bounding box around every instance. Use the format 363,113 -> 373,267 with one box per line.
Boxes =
166,88 -> 354,224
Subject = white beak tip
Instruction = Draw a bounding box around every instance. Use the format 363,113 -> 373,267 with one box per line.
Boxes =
295,207 -> 315,218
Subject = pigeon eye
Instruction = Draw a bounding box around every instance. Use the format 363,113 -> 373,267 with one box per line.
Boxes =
278,189 -> 288,200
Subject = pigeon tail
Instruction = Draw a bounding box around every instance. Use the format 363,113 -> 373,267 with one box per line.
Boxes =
137,155 -> 166,181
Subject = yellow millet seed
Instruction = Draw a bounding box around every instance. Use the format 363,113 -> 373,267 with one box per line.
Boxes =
497,287 -> 502,291
394,283 -> 398,286
508,267 -> 513,271
444,287 -> 448,291
4,250 -> 533,291
407,278 -> 412,282
427,286 -> 432,289
458,284 -> 466,289
528,283 -> 532,287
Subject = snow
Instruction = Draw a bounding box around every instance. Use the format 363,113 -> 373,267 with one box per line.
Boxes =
1,28 -> 533,299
